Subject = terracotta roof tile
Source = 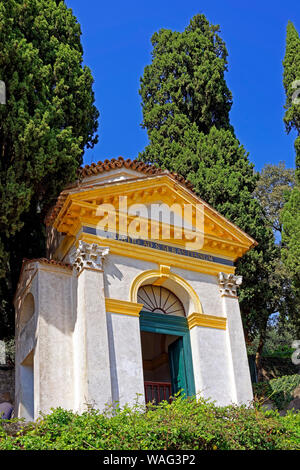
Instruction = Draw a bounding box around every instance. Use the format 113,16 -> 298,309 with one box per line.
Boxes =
45,156 -> 195,226
80,157 -> 164,177
80,157 -> 194,188
14,258 -> 73,303
45,192 -> 69,226
23,258 -> 73,269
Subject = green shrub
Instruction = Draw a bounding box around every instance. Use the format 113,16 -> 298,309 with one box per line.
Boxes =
253,374 -> 300,410
279,410 -> 300,448
253,381 -> 272,400
0,396 -> 299,450
270,375 -> 300,409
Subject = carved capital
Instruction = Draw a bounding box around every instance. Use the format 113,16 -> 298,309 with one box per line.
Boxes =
218,272 -> 242,298
73,241 -> 109,274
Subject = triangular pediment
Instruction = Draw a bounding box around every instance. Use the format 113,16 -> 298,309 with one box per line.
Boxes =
51,173 -> 256,262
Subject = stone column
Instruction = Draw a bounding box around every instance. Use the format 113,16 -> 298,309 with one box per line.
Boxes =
218,272 -> 253,405
73,241 -> 112,412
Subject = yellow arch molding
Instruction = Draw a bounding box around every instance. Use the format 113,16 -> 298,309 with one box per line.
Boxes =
129,267 -> 204,314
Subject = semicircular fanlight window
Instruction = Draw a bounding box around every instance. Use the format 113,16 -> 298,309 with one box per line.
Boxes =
137,285 -> 185,317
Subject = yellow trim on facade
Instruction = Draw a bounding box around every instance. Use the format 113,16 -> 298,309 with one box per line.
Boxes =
76,216 -> 245,260
129,268 -> 204,315
51,174 -> 256,262
105,298 -> 143,317
63,175 -> 255,247
152,265 -> 171,286
187,312 -> 227,330
80,233 -> 236,277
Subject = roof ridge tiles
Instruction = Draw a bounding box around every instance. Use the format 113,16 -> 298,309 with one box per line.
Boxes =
45,157 -> 195,226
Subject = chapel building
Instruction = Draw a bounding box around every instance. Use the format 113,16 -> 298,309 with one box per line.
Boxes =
14,157 -> 256,420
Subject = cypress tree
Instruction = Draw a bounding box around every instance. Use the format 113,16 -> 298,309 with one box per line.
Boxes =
282,21 -> 300,317
283,21 -> 300,179
281,186 -> 300,329
0,0 -> 99,336
139,14 -> 279,366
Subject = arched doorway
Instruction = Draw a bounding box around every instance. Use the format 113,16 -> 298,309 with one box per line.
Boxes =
137,285 -> 195,403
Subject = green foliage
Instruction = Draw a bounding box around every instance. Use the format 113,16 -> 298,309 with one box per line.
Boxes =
0,0 -> 98,336
0,396 -> 299,450
280,410 -> 300,448
269,375 -> 300,410
140,14 -> 232,137
281,186 -> 300,335
253,374 -> 300,410
1,336 -> 15,364
281,23 -> 300,330
252,381 -> 273,399
247,312 -> 298,358
254,162 -> 295,234
263,346 -> 295,359
139,14 -> 279,345
263,322 -> 298,358
281,187 -> 300,304
283,21 -> 300,179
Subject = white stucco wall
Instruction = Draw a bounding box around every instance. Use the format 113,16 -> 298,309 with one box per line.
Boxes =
75,267 -> 112,412
107,313 -> 144,408
15,266 -> 39,420
190,326 -> 236,406
35,266 -> 74,416
15,248 -> 253,419
222,296 -> 253,405
172,267 -> 223,317
15,263 -> 74,419
103,253 -> 158,300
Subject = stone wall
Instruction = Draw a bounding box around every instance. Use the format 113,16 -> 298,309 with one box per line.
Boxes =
0,365 -> 15,404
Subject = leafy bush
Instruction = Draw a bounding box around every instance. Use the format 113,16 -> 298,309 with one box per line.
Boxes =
279,410 -> 300,448
253,374 -> 300,410
0,396 -> 299,450
253,381 -> 272,399
269,375 -> 300,409
246,322 -> 297,358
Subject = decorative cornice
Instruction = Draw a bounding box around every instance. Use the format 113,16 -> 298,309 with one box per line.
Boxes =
83,233 -> 235,277
105,298 -> 143,317
187,312 -> 227,330
45,157 -> 195,226
45,159 -> 257,264
73,241 -> 109,275
218,272 -> 242,298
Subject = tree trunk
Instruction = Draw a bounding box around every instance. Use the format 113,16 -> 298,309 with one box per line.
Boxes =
255,332 -> 266,382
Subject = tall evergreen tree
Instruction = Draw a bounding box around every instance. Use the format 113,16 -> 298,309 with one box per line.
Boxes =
281,186 -> 300,329
0,0 -> 99,337
139,14 -> 279,372
255,163 -> 299,335
282,21 -> 300,314
254,162 -> 295,234
283,21 -> 300,180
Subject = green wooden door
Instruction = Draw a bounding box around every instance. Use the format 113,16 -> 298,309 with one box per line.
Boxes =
168,337 -> 188,396
140,311 -> 195,397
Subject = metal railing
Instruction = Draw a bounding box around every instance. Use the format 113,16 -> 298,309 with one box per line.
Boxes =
144,381 -> 172,404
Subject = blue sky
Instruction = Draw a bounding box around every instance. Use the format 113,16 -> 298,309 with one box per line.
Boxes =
67,0 -> 299,171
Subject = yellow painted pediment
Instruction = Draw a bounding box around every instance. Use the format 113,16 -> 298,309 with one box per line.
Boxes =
51,173 -> 256,268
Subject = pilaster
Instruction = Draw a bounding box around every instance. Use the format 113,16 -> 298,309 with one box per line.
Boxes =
73,241 -> 112,411
218,272 -> 253,405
